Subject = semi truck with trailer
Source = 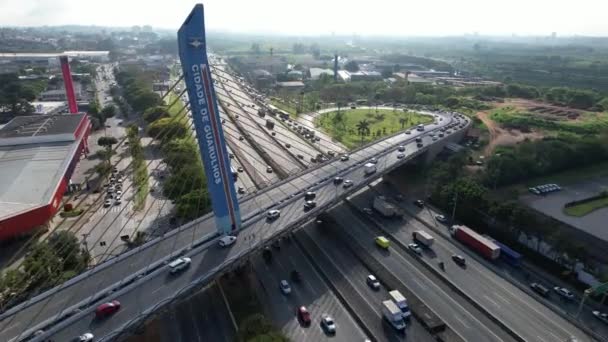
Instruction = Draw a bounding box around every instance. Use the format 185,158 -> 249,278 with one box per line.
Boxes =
450,225 -> 500,260
382,300 -> 406,331
412,230 -> 434,248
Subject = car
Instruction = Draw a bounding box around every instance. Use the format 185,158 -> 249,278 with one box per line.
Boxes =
267,209 -> 281,220
432,136 -> 438,141
414,199 -> 425,208
405,130 -> 411,134
114,198 -> 121,205
266,166 -> 273,173
218,235 -> 237,247
333,176 -> 343,185
168,257 -> 192,274
435,215 -> 448,223
238,187 -> 246,194
321,314 -> 336,334
451,254 -> 466,266
104,199 -> 112,207
238,136 -> 244,141
343,180 -> 354,188
237,166 -> 243,172
271,132 -> 276,136
117,178 -> 123,183
327,150 -> 335,157
416,142 -> 423,148
554,286 -> 575,300
304,191 -> 316,200
116,190 -> 122,196
340,154 -> 349,161
375,236 -> 390,249
363,207 -> 373,215
297,306 -> 311,325
285,143 -> 291,148
366,275 -> 380,290
530,283 -> 550,297
75,333 -> 94,342
439,132 -> 444,137
592,311 -> 608,324
280,280 -> 292,294
95,300 -> 121,319
304,200 -> 317,211
369,157 -> 378,164
397,145 -> 405,152
408,243 -> 423,255
397,153 -> 405,159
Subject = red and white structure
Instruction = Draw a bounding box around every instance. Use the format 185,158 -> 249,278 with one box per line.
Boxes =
0,114 -> 91,241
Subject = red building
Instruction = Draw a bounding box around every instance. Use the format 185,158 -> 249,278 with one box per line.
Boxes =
0,114 -> 91,241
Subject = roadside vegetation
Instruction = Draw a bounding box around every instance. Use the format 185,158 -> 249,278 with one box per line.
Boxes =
127,125 -> 149,211
316,108 -> 432,149
0,231 -> 90,310
564,192 -> 608,217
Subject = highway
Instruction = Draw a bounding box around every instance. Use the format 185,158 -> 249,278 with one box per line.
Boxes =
328,202 -> 519,342
4,110 -> 468,342
369,182 -> 608,341
251,235 -> 368,341
346,187 -> 594,342
296,222 -> 437,342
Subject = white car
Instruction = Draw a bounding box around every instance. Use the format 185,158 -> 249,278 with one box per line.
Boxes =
343,180 -> 354,188
218,235 -> 237,248
266,209 -> 281,221
340,154 -> 349,161
408,243 -> 423,255
168,257 -> 192,274
279,280 -> 291,294
366,275 -> 380,290
553,286 -> 574,300
321,314 -> 336,334
397,153 -> 405,159
77,333 -> 94,342
593,311 -> 608,324
369,158 -> 378,164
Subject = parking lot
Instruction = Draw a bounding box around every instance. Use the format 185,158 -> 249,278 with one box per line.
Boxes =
520,176 -> 608,242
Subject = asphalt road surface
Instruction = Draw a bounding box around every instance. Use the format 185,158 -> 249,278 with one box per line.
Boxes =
2,111 -> 467,342
251,236 -> 368,342
328,204 -> 518,342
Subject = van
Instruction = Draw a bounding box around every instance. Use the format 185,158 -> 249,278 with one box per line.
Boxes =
364,163 -> 377,176
416,124 -> 425,131
375,236 -> 390,249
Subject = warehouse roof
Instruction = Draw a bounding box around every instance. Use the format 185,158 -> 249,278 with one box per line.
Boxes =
0,141 -> 77,220
0,114 -> 84,139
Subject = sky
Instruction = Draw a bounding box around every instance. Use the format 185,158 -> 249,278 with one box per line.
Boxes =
0,0 -> 607,37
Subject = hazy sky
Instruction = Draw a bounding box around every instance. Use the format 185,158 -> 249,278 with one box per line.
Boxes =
0,0 -> 606,36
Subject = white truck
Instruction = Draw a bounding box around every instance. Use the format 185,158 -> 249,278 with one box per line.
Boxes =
412,230 -> 435,248
382,300 -> 406,331
373,196 -> 399,217
364,162 -> 377,175
389,290 -> 411,319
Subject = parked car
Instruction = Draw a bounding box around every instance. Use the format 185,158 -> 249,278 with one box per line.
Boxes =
554,286 -> 574,300
95,300 -> 121,319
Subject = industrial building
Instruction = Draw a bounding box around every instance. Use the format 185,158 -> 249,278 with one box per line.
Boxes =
0,51 -> 109,73
0,114 -> 91,241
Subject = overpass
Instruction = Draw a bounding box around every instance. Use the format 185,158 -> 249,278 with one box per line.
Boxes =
0,6 -> 474,342
3,109 -> 469,342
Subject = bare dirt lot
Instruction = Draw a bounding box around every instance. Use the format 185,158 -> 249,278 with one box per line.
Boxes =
476,108 -> 544,155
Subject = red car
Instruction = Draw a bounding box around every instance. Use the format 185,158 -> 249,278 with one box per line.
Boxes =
297,306 -> 311,326
95,300 -> 121,319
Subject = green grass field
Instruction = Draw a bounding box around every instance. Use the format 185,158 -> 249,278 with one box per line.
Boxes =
490,107 -> 608,135
315,108 -> 433,149
270,99 -> 297,117
564,195 -> 608,217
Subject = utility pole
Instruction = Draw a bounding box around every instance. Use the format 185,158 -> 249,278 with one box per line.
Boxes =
451,191 -> 459,222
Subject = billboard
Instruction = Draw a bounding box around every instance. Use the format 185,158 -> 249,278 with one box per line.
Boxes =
177,4 -> 241,234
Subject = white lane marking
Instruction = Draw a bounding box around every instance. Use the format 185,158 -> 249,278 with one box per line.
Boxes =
495,293 -> 511,304
536,335 -> 550,342
483,295 -> 500,308
453,315 -> 471,329
412,278 -> 426,288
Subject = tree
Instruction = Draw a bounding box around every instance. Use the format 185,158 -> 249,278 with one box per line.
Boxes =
445,97 -> 460,108
176,188 -> 211,219
143,105 -> 170,123
356,120 -> 370,143
131,91 -> 162,112
101,105 -> 117,118
344,60 -> 359,72
399,118 -> 407,129
147,118 -> 188,141
98,136 -> 118,147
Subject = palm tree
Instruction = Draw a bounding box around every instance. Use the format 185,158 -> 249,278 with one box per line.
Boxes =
356,120 -> 370,144
399,118 -> 407,129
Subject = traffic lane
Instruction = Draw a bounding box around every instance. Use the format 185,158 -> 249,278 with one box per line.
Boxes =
351,191 -> 569,342
302,225 -> 436,342
366,188 -> 600,341
330,205 -> 517,342
277,236 -> 369,342
3,112 -> 460,339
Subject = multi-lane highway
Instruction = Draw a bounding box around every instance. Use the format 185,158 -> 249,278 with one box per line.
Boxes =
251,236 -> 368,341
9,110 -> 468,341
345,187 -> 594,342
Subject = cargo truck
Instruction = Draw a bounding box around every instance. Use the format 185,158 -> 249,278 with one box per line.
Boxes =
412,230 -> 434,248
382,300 -> 406,331
364,163 -> 377,175
388,290 -> 411,319
373,196 -> 399,217
450,225 -> 500,260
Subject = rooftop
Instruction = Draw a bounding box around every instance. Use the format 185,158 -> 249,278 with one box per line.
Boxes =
0,114 -> 84,140
276,81 -> 305,88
